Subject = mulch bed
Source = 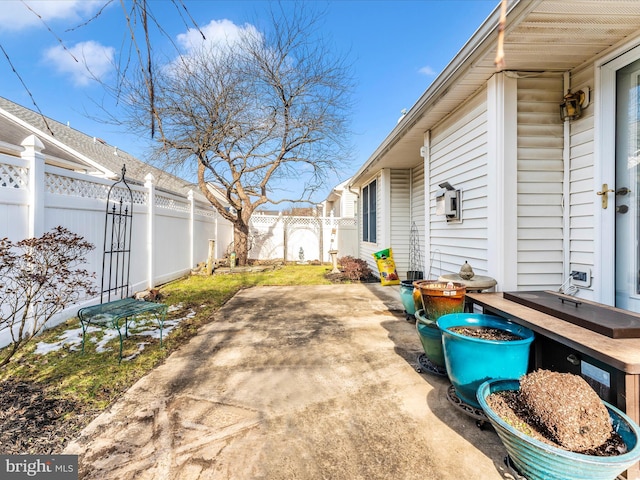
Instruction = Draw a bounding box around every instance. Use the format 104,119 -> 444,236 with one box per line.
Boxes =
0,379 -> 95,454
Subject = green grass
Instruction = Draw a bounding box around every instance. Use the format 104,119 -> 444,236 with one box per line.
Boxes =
0,264 -> 334,412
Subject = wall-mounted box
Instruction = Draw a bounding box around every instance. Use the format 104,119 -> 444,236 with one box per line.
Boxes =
435,188 -> 460,222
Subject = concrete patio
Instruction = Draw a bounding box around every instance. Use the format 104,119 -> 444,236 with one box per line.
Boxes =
65,284 -> 509,479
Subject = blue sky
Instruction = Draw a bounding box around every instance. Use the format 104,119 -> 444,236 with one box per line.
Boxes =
0,0 -> 497,204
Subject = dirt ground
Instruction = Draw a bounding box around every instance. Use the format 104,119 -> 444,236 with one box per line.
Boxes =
64,284 -> 509,479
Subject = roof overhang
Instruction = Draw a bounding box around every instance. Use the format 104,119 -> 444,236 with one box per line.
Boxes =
350,0 -> 640,187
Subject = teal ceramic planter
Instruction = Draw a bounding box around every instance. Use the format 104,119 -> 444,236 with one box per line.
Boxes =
399,280 -> 417,316
436,313 -> 534,408
477,379 -> 640,480
415,309 -> 445,367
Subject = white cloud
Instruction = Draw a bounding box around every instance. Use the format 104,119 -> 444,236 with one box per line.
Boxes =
44,40 -> 115,87
419,65 -> 437,76
177,18 -> 260,55
0,0 -> 105,32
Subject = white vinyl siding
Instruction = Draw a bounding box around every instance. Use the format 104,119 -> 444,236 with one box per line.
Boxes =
390,169 -> 411,278
568,65 -> 596,296
342,190 -> 358,218
410,163 -> 426,276
429,90 -> 489,278
516,75 -> 565,290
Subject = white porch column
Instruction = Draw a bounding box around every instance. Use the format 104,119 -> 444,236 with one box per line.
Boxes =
145,173 -> 156,289
487,72 -> 518,291
21,134 -> 45,238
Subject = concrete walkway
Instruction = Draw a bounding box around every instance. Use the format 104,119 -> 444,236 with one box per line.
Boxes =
65,284 -> 509,479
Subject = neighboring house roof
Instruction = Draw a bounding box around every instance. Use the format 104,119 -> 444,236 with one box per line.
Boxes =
350,0 -> 640,186
205,182 -> 231,209
324,177 -> 352,204
0,96 -> 205,199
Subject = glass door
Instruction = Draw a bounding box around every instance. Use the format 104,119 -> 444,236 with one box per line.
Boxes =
615,58 -> 640,311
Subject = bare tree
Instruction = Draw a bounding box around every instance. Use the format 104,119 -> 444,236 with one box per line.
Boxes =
121,3 -> 353,265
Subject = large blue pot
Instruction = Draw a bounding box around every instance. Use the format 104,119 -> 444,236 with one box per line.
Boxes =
477,379 -> 640,480
415,309 -> 445,367
436,313 -> 534,408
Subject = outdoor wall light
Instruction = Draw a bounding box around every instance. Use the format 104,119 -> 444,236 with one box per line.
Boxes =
559,88 -> 588,122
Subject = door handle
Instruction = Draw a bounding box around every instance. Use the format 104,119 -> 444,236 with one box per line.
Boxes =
616,187 -> 630,196
596,184 -> 614,209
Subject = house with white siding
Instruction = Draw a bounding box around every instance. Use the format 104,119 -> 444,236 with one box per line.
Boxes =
321,178 -> 358,218
349,0 -> 640,312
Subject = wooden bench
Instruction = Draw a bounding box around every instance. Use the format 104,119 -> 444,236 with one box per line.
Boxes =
78,298 -> 168,363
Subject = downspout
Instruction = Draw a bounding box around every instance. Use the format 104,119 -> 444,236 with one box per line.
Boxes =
562,71 -> 571,283
423,131 -> 431,279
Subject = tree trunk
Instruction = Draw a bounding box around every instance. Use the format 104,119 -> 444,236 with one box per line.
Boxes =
233,221 -> 250,266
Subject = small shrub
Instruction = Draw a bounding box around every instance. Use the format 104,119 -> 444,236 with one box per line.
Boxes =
0,227 -> 96,368
338,256 -> 372,281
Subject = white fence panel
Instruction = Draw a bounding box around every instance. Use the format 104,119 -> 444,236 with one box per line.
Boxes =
154,190 -> 192,286
248,214 -> 358,262
287,217 -> 322,262
0,146 -> 227,348
0,138 -> 359,349
249,215 -> 284,260
0,154 -> 30,240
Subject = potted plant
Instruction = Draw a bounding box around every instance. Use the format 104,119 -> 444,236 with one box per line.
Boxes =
477,378 -> 640,480
415,308 -> 446,373
436,313 -> 534,408
413,280 -> 466,320
399,280 -> 421,320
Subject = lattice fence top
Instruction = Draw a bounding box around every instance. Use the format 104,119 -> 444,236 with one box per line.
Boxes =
250,215 -> 356,227
195,207 -> 216,218
250,215 -> 280,226
43,172 -> 207,216
45,173 -> 148,204
156,194 -> 189,213
335,217 -> 357,226
0,163 -> 28,189
285,216 -> 322,226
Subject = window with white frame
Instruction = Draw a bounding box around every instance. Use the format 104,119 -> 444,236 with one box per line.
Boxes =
362,179 -> 377,243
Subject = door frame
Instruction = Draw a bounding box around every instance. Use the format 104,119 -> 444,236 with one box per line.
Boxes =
596,42 -> 640,306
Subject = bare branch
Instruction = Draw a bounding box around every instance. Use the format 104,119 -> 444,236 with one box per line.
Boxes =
0,43 -> 54,136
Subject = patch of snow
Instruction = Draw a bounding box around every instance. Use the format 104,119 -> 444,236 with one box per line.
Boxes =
34,326 -> 100,354
34,308 -> 197,357
122,342 -> 148,362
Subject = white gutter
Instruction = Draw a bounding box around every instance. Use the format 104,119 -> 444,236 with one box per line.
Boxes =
0,108 -> 116,178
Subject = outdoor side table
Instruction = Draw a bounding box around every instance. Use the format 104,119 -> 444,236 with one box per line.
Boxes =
78,298 -> 168,363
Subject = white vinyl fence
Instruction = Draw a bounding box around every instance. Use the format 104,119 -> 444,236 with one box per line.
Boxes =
0,136 -> 232,347
0,135 -> 358,348
248,213 -> 358,262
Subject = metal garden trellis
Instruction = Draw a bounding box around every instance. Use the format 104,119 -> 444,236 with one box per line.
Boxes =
77,165 -> 168,363
408,222 -> 424,281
